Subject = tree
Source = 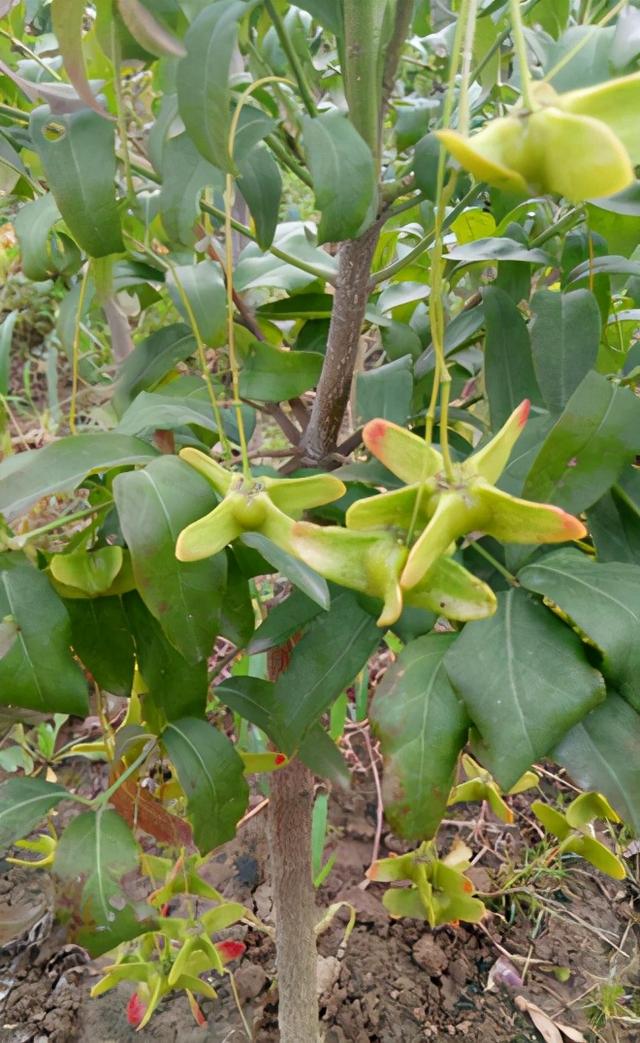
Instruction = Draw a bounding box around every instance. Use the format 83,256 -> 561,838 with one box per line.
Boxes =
1,0 -> 640,1039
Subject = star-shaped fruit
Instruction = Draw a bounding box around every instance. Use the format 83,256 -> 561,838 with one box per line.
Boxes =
175,448 -> 345,562
346,400 -> 586,591
290,522 -> 496,626
437,73 -> 640,201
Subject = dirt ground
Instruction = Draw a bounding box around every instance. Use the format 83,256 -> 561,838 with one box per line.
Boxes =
1,741 -> 639,1043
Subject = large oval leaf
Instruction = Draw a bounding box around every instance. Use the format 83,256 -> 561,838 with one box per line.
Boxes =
0,776 -> 69,854
529,289 -> 601,414
445,588 -> 605,789
302,111 -> 376,244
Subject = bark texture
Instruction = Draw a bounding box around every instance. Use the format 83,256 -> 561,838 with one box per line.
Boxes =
301,223 -> 380,464
267,645 -> 319,1043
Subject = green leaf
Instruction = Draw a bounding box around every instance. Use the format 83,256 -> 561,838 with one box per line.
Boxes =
0,130 -> 27,196
237,143 -> 282,250
241,532 -> 330,609
159,132 -> 222,245
161,717 -> 249,853
446,238 -> 551,265
299,725 -> 350,788
115,391 -> 222,438
54,808 -> 139,926
554,693 -> 640,834
51,546 -> 124,596
529,290 -> 601,414
13,193 -> 79,282
176,0 -> 258,172
302,111 -> 376,244
0,556 -> 88,716
65,596 -> 135,698
0,310 -> 17,398
519,549 -> 640,712
125,593 -> 207,721
218,551 -> 254,648
0,776 -> 69,854
239,341 -> 323,400
114,457 -> 225,663
371,633 -> 469,841
483,286 -> 541,428
445,589 -> 605,789
112,324 -> 195,415
294,0 -> 343,33
0,433 -> 158,521
51,0 -> 108,114
523,371 -> 640,514
166,261 -> 227,347
248,588 -> 323,654
588,471 -> 640,564
413,132 -> 440,200
272,590 -> 380,753
30,106 -> 123,258
217,676 -> 276,735
356,356 -> 413,427
116,0 -> 186,57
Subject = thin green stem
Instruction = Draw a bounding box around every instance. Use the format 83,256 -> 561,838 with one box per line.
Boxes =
0,101 -> 28,122
265,132 -> 313,188
508,0 -> 533,109
542,0 -> 625,84
469,541 -> 519,586
529,205 -> 584,247
13,501 -> 114,543
69,263 -> 92,435
264,0 -> 317,117
95,742 -> 156,809
371,184 -> 483,285
0,28 -> 63,79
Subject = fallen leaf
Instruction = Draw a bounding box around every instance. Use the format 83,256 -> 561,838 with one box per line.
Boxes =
515,996 -> 562,1043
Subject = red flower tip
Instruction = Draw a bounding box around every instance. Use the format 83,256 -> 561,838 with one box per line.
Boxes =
216,939 -> 246,962
362,418 -> 388,452
518,399 -> 531,427
274,754 -> 286,765
553,506 -> 587,539
126,993 -> 146,1027
160,902 -> 170,917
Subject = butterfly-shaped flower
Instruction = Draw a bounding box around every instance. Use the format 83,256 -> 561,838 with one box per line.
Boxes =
346,400 -> 586,591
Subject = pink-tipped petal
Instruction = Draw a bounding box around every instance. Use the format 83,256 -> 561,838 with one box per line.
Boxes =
465,400 -> 531,484
363,418 -> 442,485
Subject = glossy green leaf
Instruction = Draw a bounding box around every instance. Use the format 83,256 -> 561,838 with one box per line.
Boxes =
161,717 -> 249,853
248,588 -> 323,654
217,676 -> 276,735
114,457 -> 225,663
0,311 -> 17,398
239,341 -> 323,400
294,0 -> 343,33
302,111 -> 376,244
13,193 -> 78,282
588,470 -> 640,564
299,725 -> 350,788
30,106 -> 123,257
0,433 -> 158,521
51,546 -> 124,597
65,596 -> 135,698
0,776 -> 69,854
554,692 -> 640,834
445,589 -> 605,789
0,555 -> 88,716
356,356 -> 413,427
371,633 -> 469,841
446,238 -> 551,265
166,261 -> 227,347
52,0 -> 108,114
483,286 -> 541,428
523,371 -> 640,514
159,132 -> 222,245
125,593 -> 207,721
218,551 -> 254,648
54,808 -> 139,927
519,549 -> 640,712
117,0 -> 186,57
176,0 -> 258,172
241,532 -> 330,609
272,590 -> 380,753
237,143 -> 282,250
112,324 -> 196,415
0,130 -> 27,195
529,289 -> 601,414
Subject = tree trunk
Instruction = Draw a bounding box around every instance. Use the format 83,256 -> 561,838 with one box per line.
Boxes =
267,644 -> 319,1042
301,223 -> 380,464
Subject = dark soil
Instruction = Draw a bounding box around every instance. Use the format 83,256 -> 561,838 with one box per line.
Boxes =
1,750 -> 639,1043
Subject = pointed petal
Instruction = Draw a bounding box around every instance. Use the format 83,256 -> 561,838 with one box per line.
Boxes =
266,473 -> 346,513
346,484 -> 432,531
528,108 -> 633,201
464,400 -> 530,484
436,119 -> 530,194
362,419 -> 442,484
401,493 -> 480,590
290,523 -> 406,626
258,499 -> 298,551
478,485 -> 586,543
179,447 -> 232,496
175,496 -> 241,561
406,556 -> 497,621
559,70 -> 640,164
